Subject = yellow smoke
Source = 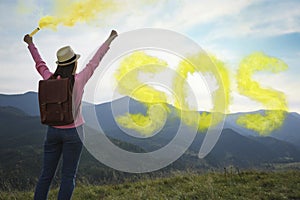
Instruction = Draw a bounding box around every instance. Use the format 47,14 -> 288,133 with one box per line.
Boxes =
38,0 -> 118,29
115,51 -> 288,136
236,52 -> 288,135
116,104 -> 168,136
36,0 -> 162,30
172,53 -> 230,131
114,51 -> 230,135
114,51 -> 170,136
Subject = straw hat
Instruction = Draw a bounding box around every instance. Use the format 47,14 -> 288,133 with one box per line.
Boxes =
56,46 -> 80,66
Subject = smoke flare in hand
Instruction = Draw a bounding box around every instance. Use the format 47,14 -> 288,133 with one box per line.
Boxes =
29,27 -> 40,37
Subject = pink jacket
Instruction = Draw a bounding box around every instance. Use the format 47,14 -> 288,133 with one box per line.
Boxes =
28,42 -> 110,128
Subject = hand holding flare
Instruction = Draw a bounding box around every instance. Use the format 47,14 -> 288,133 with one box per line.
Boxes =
23,27 -> 40,44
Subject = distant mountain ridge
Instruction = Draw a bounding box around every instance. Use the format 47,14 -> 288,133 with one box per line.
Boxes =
224,111 -> 300,148
0,92 -> 39,116
1,92 -> 300,150
1,100 -> 300,190
1,105 -> 299,164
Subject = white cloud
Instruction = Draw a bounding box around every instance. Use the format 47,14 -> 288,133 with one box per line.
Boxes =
153,0 -> 255,30
202,0 -> 300,40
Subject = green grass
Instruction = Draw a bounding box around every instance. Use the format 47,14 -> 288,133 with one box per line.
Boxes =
1,170 -> 299,200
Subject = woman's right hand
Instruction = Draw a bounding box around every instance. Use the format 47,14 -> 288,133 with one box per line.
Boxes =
23,34 -> 33,45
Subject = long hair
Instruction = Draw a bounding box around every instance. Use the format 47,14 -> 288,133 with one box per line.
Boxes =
53,63 -> 75,90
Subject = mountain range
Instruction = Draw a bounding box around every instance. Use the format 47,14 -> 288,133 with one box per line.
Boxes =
0,92 -> 300,189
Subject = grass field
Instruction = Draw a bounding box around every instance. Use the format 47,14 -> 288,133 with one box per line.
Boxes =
1,170 -> 299,200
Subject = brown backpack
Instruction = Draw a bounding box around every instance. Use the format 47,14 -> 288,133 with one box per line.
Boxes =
38,76 -> 74,126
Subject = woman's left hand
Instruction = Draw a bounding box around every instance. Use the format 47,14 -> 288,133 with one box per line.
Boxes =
23,34 -> 33,45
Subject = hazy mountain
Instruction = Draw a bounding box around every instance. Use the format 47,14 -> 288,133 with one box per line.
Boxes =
1,101 -> 300,190
205,129 -> 300,168
1,105 -> 299,166
0,106 -> 45,148
91,96 -> 182,152
1,92 -> 299,149
0,92 -> 39,116
0,106 -> 146,190
224,111 -> 300,148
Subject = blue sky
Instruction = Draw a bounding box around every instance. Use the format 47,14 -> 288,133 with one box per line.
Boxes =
0,0 -> 299,113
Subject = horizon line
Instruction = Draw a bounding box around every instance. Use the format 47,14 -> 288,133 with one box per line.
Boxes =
0,91 -> 299,115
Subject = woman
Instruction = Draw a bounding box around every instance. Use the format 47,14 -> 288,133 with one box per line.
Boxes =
23,30 -> 118,200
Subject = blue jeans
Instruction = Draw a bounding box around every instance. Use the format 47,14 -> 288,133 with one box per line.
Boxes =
34,126 -> 84,200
